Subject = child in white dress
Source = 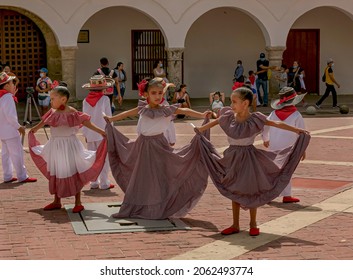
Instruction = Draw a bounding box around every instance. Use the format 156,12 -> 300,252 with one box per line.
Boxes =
29,85 -> 107,213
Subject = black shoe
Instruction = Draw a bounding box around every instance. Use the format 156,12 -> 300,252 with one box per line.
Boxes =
263,104 -> 268,107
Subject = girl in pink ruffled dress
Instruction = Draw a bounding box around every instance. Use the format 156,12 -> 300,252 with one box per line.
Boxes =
104,77 -> 211,219
29,84 -> 107,213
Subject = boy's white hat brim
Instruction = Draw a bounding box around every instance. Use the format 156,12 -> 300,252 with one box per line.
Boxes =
82,77 -> 115,90
271,92 -> 306,110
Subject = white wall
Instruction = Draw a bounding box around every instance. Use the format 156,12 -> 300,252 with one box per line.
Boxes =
76,7 -> 158,100
184,8 -> 265,99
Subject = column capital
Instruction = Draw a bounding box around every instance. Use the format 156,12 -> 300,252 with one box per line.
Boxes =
265,46 -> 286,61
165,48 -> 184,61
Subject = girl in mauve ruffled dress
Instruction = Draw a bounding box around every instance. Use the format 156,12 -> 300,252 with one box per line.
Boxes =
196,87 -> 310,236
29,84 -> 107,213
104,77 -> 211,219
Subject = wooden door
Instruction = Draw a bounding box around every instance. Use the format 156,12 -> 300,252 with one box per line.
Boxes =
0,9 -> 46,100
283,29 -> 320,94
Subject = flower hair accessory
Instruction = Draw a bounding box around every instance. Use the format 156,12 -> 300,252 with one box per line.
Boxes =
137,79 -> 148,97
51,80 -> 59,89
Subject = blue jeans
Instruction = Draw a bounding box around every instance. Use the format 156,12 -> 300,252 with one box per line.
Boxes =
256,79 -> 268,105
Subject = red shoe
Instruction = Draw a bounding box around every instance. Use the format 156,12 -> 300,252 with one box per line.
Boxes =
43,203 -> 62,211
21,177 -> 37,183
72,205 -> 84,213
221,227 -> 240,235
283,196 -> 300,203
4,177 -> 17,183
249,227 -> 260,236
101,184 -> 115,190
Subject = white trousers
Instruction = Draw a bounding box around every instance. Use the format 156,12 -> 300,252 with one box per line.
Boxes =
1,136 -> 28,182
87,140 -> 111,189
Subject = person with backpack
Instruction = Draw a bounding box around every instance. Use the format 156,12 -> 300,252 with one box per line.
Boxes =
315,58 -> 341,109
93,57 -> 121,112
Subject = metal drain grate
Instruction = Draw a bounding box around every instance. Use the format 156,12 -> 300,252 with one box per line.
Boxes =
65,202 -> 191,235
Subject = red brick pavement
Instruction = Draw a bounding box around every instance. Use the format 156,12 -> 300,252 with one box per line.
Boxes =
1,116 -> 353,260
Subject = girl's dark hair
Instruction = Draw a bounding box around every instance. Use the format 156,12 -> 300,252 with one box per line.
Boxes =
143,77 -> 165,93
53,86 -> 70,100
214,91 -> 221,97
233,87 -> 253,106
153,60 -> 161,69
177,84 -> 187,92
248,70 -> 254,75
281,64 -> 287,69
115,62 -> 123,69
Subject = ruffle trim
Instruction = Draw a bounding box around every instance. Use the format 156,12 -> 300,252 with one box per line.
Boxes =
137,100 -> 180,118
218,108 -> 268,139
28,132 -> 107,197
41,109 -> 91,127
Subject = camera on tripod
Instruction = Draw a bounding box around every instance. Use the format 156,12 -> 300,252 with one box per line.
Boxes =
26,87 -> 35,95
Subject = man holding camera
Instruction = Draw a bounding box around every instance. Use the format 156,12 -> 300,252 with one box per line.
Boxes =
35,68 -> 52,115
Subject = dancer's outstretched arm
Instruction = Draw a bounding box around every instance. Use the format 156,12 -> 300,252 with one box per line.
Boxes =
195,119 -> 219,133
265,120 -> 309,134
176,108 -> 211,119
104,107 -> 139,122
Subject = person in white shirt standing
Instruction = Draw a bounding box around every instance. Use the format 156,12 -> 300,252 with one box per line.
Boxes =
0,72 -> 37,183
82,75 -> 114,190
262,87 -> 306,203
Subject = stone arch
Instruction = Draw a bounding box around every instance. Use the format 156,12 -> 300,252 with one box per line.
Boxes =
0,6 -> 62,81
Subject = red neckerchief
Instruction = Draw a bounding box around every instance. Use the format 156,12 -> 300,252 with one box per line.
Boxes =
0,89 -> 18,103
275,105 -> 297,121
85,91 -> 104,107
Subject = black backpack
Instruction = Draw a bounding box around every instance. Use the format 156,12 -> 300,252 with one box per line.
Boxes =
322,67 -> 327,82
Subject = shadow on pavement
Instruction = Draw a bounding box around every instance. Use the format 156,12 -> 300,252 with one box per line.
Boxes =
267,201 -> 323,211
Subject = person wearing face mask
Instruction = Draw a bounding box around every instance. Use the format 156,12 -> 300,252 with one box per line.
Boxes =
35,68 -> 52,115
287,61 -> 306,94
315,58 -> 341,109
153,60 -> 169,83
233,60 -> 244,82
255,53 -> 276,107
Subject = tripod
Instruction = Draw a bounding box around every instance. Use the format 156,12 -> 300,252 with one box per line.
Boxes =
22,91 -> 49,144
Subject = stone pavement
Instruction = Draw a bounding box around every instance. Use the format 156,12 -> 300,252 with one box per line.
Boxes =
1,96 -> 353,260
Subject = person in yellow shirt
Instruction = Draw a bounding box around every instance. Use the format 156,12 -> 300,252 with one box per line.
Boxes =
315,58 -> 340,109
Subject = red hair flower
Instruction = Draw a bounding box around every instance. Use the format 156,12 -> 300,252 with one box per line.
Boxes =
51,80 -> 59,89
137,79 -> 148,97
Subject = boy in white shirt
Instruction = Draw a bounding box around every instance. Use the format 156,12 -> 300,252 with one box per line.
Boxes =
82,75 -> 114,190
0,72 -> 37,183
262,87 -> 306,203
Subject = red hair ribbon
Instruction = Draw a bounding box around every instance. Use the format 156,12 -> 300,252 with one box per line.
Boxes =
137,79 -> 148,97
51,80 -> 59,89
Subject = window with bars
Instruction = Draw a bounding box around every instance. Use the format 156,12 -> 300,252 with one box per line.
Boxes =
131,30 -> 167,90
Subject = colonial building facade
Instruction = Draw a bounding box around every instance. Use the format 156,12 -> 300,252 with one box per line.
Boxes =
1,0 -> 352,100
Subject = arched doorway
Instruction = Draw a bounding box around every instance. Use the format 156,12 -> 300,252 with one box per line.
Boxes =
0,9 -> 46,100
